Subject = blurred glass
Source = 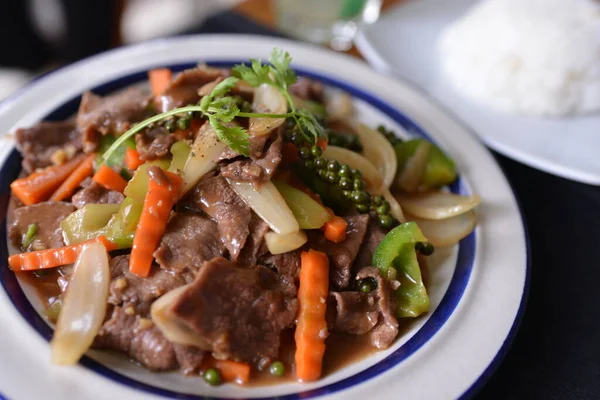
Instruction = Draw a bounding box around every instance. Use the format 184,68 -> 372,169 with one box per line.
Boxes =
274,0 -> 382,51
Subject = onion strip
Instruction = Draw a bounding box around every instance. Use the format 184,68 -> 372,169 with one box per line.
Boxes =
181,123 -> 227,194
397,141 -> 431,192
396,191 -> 481,220
408,212 -> 476,247
227,179 -> 299,235
383,189 -> 405,223
265,230 -> 307,254
354,123 -> 397,191
323,146 -> 383,194
50,242 -> 110,365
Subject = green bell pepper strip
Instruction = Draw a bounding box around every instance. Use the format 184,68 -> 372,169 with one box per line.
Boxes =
394,139 -> 457,190
103,197 -> 144,248
372,222 -> 430,318
95,134 -> 137,169
124,159 -> 171,203
61,204 -> 121,245
273,180 -> 331,229
168,140 -> 191,173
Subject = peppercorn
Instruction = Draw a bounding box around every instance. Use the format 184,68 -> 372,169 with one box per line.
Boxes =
165,119 -> 177,133
269,361 -> 285,377
314,157 -> 326,169
317,169 -> 328,180
351,168 -> 362,180
356,204 -> 369,213
177,116 -> 191,130
343,190 -> 353,199
338,165 -> 350,178
204,368 -> 221,386
352,190 -> 369,204
378,214 -> 393,228
353,179 -> 365,190
311,145 -> 322,157
327,160 -> 340,172
299,146 -> 312,160
377,201 -> 390,215
304,160 -> 315,170
339,177 -> 352,190
415,241 -> 435,256
326,171 -> 339,184
358,278 -> 376,293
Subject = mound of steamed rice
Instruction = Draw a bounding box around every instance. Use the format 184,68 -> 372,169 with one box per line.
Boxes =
438,0 -> 600,117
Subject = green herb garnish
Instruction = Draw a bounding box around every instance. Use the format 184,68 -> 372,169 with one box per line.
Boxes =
102,48 -> 325,162
22,223 -> 38,249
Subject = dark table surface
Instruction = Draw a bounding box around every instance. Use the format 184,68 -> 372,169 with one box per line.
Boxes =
195,11 -> 600,400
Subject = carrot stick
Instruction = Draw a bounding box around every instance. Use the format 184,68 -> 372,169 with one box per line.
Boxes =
124,148 -> 144,170
8,236 -> 116,272
148,68 -> 172,98
295,249 -> 329,382
317,137 -> 328,150
201,356 -> 251,384
93,164 -> 128,193
10,154 -> 87,205
323,215 -> 347,243
129,168 -> 182,277
49,154 -> 96,201
281,142 -> 299,166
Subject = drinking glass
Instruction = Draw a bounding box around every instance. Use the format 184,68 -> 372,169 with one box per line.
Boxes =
274,0 -> 382,51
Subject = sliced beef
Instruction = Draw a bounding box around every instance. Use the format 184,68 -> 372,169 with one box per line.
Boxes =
158,67 -> 225,111
356,267 -> 399,349
237,214 -> 270,265
327,292 -> 379,335
108,255 -> 188,316
173,344 -> 205,375
77,88 -> 150,152
307,214 -> 370,289
169,257 -> 298,365
8,202 -> 76,251
289,77 -> 324,102
154,213 -> 225,273
259,249 -> 301,279
220,134 -> 283,183
135,127 -> 176,161
94,306 -> 178,371
15,121 -> 82,173
354,217 -> 388,270
71,177 -> 125,209
218,133 -> 270,162
179,173 -> 252,260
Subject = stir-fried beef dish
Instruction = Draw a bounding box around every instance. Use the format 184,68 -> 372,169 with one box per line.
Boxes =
5,49 -> 475,387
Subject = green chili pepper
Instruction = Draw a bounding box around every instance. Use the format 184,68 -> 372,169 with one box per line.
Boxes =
395,139 -> 457,190
273,180 -> 331,229
124,159 -> 171,203
104,197 -> 144,248
372,222 -> 430,318
168,140 -> 191,173
22,223 -> 38,249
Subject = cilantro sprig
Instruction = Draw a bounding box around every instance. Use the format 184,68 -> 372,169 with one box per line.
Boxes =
103,48 -> 324,162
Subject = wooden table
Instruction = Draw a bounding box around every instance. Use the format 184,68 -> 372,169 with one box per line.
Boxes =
233,0 -> 404,58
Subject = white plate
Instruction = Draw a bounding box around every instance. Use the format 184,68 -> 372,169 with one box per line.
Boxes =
356,0 -> 600,185
0,35 -> 527,400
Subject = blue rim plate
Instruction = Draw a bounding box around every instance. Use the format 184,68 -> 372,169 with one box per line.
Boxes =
0,35 -> 528,400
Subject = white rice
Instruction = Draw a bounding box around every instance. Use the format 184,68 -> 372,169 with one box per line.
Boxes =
438,0 -> 600,117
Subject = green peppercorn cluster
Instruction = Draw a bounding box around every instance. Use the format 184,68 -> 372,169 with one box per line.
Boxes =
291,138 -> 395,228
377,125 -> 403,146
146,110 -> 200,133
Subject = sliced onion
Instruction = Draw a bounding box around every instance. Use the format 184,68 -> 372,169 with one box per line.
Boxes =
151,285 -> 207,348
249,83 -> 286,136
326,91 -> 353,121
383,189 -> 405,222
396,191 -> 481,220
50,242 -> 110,365
228,179 -> 299,235
354,123 -> 397,191
181,123 -> 227,193
265,230 -> 307,254
397,141 -> 431,192
323,146 -> 383,194
407,212 -> 476,247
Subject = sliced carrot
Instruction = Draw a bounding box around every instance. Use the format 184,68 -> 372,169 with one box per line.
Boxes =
49,154 -> 96,201
124,148 -> 144,170
8,236 -> 116,272
317,137 -> 328,150
295,249 -> 329,382
281,142 -> 299,166
10,154 -> 87,205
201,356 -> 251,384
129,168 -> 182,277
148,68 -> 172,98
323,215 -> 347,243
93,164 -> 128,193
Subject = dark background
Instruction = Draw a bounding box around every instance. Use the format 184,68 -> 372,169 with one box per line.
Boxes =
1,2 -> 599,399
